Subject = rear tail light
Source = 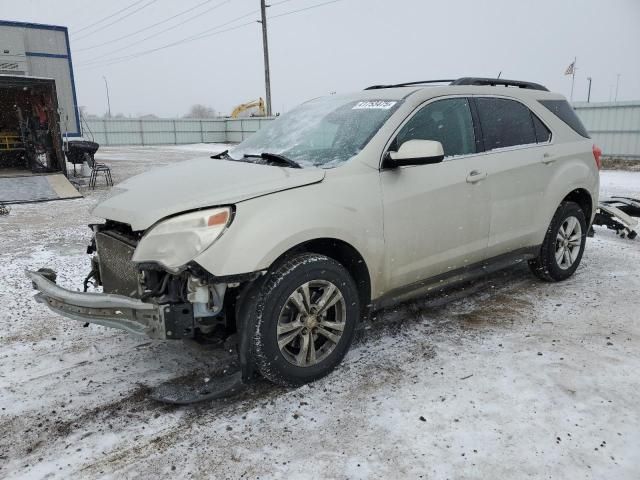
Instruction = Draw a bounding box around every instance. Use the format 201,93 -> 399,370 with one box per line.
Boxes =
592,144 -> 602,170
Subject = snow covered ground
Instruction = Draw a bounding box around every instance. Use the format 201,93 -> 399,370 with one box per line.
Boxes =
1,145 -> 639,479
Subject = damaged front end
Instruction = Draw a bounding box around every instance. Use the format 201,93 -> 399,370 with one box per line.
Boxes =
27,268 -> 162,337
28,215 -> 258,342
28,212 -> 263,403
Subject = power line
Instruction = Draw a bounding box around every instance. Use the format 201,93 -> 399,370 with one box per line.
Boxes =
166,0 -> 301,43
266,0 -> 298,7
73,0 -> 160,41
77,20 -> 256,70
76,0 -> 298,65
73,0 -> 149,34
76,0 -> 343,70
77,9 -> 261,68
270,0 -> 341,19
178,0 -> 340,42
74,0 -> 229,53
75,0 -> 233,62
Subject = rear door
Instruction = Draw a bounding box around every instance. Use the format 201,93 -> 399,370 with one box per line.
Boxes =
380,97 -> 491,291
472,96 -> 554,257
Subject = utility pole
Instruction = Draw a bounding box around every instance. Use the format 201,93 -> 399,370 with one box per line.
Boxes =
102,76 -> 112,118
587,77 -> 592,103
615,73 -> 620,102
259,0 -> 272,116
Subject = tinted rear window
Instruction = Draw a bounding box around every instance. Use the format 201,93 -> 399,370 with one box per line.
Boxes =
539,100 -> 590,138
476,97 -> 537,150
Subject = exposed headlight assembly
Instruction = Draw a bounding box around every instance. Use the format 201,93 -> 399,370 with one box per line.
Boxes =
132,207 -> 232,270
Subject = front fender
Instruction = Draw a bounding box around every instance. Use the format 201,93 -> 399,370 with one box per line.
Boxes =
192,167 -> 386,296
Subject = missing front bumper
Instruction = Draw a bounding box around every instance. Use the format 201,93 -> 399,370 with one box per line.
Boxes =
26,269 -> 169,339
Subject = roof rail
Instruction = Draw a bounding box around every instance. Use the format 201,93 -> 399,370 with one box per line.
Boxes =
450,77 -> 549,91
364,79 -> 455,90
364,77 -> 549,91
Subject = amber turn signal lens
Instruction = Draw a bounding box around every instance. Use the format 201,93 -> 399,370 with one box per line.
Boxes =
208,210 -> 229,227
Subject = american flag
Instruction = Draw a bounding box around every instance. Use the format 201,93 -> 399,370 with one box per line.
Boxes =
565,61 -> 575,75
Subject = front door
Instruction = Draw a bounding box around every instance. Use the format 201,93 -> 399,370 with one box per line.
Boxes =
380,97 -> 491,291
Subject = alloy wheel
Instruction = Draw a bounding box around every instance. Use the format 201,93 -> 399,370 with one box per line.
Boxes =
555,215 -> 582,270
277,280 -> 346,367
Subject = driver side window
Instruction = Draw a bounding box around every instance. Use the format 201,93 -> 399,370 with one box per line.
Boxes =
393,98 -> 476,158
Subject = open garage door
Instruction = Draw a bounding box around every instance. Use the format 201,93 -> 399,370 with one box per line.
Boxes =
0,173 -> 80,204
0,75 -> 81,204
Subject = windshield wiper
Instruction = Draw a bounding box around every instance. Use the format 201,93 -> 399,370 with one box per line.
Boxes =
243,152 -> 302,169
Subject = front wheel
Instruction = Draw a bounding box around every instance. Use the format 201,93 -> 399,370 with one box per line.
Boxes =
529,201 -> 587,282
247,253 -> 360,386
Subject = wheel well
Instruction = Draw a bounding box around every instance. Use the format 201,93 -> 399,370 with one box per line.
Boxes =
563,188 -> 593,222
275,238 -> 372,309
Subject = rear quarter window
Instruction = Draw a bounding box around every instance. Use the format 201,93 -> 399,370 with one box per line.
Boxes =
532,113 -> 551,143
538,99 -> 590,138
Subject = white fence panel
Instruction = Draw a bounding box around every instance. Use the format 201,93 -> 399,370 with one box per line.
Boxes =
574,101 -> 640,159
83,117 -> 277,147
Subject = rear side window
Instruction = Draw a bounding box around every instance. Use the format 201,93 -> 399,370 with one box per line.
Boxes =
539,99 -> 590,138
393,97 -> 476,158
476,97 -> 537,150
532,113 -> 551,143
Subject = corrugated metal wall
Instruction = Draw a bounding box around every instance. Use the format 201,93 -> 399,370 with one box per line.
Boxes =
83,117 -> 274,146
573,101 -> 640,159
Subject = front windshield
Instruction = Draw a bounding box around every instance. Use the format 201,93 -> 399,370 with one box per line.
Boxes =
229,95 -> 402,168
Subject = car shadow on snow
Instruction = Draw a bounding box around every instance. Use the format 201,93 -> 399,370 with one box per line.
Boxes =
364,262 -> 535,339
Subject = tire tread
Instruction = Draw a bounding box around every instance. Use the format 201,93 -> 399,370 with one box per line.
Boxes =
249,253 -> 359,386
529,201 -> 587,282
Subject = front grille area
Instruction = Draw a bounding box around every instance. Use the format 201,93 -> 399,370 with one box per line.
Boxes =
95,231 -> 140,298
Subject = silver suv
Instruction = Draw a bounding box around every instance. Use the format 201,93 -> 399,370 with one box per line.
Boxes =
29,77 -> 600,389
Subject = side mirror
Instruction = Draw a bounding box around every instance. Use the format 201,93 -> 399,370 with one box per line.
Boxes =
383,139 -> 445,168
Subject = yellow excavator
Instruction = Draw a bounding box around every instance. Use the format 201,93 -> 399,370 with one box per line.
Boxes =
230,98 -> 266,118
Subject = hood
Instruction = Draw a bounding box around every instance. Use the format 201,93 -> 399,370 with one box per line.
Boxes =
92,157 -> 325,230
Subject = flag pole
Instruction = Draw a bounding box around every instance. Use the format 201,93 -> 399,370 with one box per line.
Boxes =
570,56 -> 576,102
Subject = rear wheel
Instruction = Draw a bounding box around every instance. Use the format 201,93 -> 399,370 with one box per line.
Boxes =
529,201 -> 587,282
247,253 -> 360,386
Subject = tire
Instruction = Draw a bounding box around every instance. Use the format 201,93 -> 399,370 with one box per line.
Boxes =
247,253 -> 360,386
529,201 -> 587,282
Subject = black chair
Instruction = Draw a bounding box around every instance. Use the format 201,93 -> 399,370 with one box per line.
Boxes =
85,152 -> 113,189
66,140 -> 100,177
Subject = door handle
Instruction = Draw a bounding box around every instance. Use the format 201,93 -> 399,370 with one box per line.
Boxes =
466,170 -> 487,183
542,152 -> 556,164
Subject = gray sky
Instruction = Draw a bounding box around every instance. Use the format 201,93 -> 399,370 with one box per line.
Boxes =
2,0 -> 639,117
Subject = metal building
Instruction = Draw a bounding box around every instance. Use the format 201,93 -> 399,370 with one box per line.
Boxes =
0,20 -> 80,137
574,101 -> 640,159
0,20 -> 81,204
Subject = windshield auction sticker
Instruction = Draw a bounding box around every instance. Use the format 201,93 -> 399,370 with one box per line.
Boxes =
352,101 -> 398,110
